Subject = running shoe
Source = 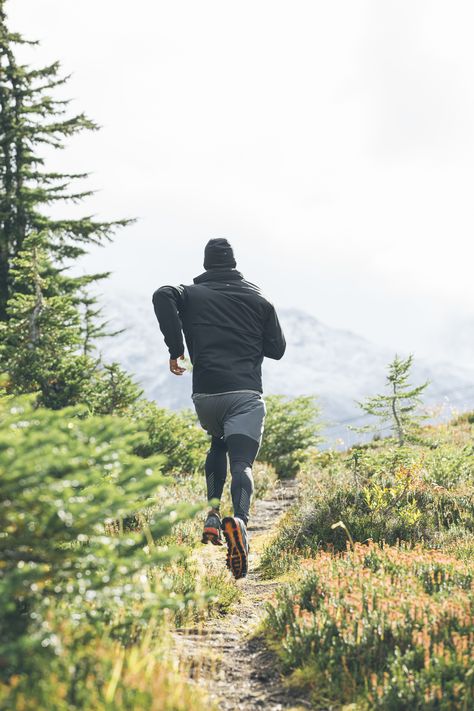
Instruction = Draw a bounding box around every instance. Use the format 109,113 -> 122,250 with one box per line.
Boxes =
222,516 -> 249,579
201,510 -> 224,546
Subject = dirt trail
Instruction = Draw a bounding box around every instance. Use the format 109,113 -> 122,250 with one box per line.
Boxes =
173,479 -> 311,711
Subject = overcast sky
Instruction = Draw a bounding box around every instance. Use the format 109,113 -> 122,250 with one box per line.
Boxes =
9,1 -> 474,362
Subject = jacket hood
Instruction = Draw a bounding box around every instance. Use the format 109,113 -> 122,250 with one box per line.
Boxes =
193,268 -> 244,285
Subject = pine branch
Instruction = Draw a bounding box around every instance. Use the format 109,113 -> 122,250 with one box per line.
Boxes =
23,62 -> 65,81
26,171 -> 91,182
42,217 -> 134,243
0,4 -> 133,334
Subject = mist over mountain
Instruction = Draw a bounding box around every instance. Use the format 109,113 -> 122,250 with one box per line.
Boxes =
97,290 -> 474,447
438,318 -> 474,370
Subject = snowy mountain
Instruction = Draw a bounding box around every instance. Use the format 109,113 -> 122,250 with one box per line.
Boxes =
97,290 -> 474,447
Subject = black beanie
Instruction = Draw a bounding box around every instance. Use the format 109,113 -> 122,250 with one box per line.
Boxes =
203,238 -> 236,270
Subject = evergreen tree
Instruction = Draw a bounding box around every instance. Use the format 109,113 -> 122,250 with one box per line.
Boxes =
0,1 -> 130,322
0,391 -> 199,674
0,234 -> 140,411
0,230 -> 97,407
0,2 -> 138,408
356,354 -> 429,446
85,362 -> 143,416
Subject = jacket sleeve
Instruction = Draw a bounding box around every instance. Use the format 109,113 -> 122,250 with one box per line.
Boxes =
263,303 -> 286,360
152,285 -> 186,359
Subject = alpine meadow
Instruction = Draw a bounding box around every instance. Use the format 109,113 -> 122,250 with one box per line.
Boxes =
1,3 -> 473,711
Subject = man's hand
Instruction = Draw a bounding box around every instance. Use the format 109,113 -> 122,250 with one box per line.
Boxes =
169,355 -> 186,376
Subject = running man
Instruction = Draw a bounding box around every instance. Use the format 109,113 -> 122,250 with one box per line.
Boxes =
152,238 -> 286,578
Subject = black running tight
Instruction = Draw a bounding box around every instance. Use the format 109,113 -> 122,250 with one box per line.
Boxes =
204,433 -> 259,525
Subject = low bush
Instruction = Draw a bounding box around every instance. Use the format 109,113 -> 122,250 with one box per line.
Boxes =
261,433 -> 474,574
83,361 -> 144,415
264,543 -> 474,709
349,440 -> 474,489
132,400 -> 208,475
0,392 -> 204,707
451,410 -> 474,426
261,413 -> 474,708
258,395 -> 322,478
0,627 -> 212,711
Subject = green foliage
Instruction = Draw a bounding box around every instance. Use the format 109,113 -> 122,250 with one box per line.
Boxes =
37,355 -> 99,410
261,419 -> 474,573
0,4 -> 130,322
355,354 -> 429,446
0,392 -> 200,678
167,557 -> 241,627
452,410 -> 474,426
259,514 -> 311,579
83,362 -> 143,415
261,414 -> 474,708
133,400 -> 208,475
264,467 -> 474,564
0,629 -> 212,711
264,544 -> 474,710
0,234 -> 85,403
0,235 -> 142,412
258,395 -> 322,478
0,7 -> 134,408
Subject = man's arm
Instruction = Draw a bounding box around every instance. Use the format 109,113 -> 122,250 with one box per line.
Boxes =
263,303 -> 286,360
152,285 -> 186,375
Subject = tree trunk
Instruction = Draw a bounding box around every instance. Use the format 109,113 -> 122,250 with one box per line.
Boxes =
391,383 -> 404,446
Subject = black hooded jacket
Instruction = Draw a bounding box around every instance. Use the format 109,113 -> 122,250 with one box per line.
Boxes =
152,268 -> 286,394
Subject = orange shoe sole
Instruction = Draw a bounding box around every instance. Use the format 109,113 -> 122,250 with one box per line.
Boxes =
201,526 -> 223,546
222,517 -> 248,579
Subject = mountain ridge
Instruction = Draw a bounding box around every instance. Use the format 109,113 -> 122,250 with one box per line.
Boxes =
96,289 -> 474,446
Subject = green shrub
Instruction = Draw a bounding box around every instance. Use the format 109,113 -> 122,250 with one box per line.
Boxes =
83,362 -> 144,415
451,410 -> 474,426
258,395 -> 322,478
167,557 -> 241,627
259,504 -> 316,578
267,480 -> 474,556
261,434 -> 474,574
132,401 -> 208,475
260,411 -> 474,709
0,392 -> 200,679
349,441 -> 474,489
0,628 -> 212,711
423,445 -> 474,487
264,544 -> 474,710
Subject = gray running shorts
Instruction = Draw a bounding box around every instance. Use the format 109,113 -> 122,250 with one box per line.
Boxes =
192,390 -> 266,444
